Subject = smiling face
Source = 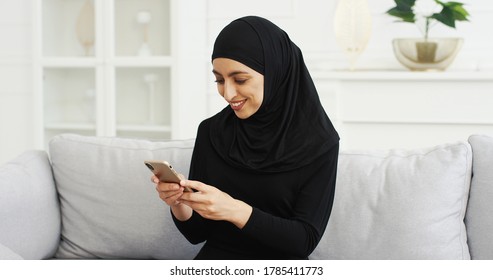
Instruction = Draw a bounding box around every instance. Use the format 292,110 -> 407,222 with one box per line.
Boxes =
212,58 -> 264,119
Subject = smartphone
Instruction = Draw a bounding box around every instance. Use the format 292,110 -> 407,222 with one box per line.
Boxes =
144,160 -> 192,192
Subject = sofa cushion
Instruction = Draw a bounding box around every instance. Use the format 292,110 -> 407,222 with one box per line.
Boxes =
0,150 -> 60,259
466,135 -> 493,259
49,134 -> 201,259
311,141 -> 471,259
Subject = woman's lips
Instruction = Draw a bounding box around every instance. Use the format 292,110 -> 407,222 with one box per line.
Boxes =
230,100 -> 246,111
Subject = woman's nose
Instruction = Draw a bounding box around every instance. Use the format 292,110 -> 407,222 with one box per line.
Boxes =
223,82 -> 236,101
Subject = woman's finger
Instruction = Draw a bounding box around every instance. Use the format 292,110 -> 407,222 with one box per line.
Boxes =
156,182 -> 180,192
151,175 -> 159,183
180,179 -> 210,192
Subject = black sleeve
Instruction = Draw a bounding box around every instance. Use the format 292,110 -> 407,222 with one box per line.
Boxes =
171,209 -> 207,244
241,143 -> 339,258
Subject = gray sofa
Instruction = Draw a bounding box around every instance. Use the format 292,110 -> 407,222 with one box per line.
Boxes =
1,133 -> 493,260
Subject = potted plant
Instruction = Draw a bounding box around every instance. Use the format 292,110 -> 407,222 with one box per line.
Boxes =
386,0 -> 470,70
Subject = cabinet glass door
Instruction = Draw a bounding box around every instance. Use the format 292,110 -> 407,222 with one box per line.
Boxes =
43,68 -> 97,143
42,0 -> 96,57
115,67 -> 171,139
114,0 -> 171,57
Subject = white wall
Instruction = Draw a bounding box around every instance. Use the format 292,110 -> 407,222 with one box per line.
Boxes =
202,0 -> 493,150
204,0 -> 493,116
0,0 -> 492,163
0,1 -> 34,164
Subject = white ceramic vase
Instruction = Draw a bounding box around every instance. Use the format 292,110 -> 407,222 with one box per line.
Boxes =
333,0 -> 372,70
75,0 -> 95,56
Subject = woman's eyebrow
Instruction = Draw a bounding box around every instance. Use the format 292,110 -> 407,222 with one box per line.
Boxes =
212,70 -> 249,77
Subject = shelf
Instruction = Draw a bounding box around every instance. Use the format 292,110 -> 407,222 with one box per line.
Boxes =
45,122 -> 96,131
41,57 -> 100,68
342,119 -> 493,126
312,70 -> 493,81
112,56 -> 173,67
0,57 -> 31,64
44,123 -> 172,136
34,0 -> 195,148
116,124 -> 172,132
41,56 -> 174,68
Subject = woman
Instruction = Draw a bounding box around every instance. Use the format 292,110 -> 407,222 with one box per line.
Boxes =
153,16 -> 339,259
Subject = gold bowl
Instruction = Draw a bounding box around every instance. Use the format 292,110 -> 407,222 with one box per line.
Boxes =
392,38 -> 463,71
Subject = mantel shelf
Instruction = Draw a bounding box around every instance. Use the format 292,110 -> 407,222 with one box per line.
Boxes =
312,67 -> 493,150
312,69 -> 493,81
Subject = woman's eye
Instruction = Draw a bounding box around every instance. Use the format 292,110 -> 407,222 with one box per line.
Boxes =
235,79 -> 247,85
214,79 -> 224,84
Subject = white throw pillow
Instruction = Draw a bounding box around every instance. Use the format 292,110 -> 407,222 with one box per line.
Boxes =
311,141 -> 471,259
50,134 -> 201,259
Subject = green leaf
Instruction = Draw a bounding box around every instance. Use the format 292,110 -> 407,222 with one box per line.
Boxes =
394,0 -> 416,10
435,1 -> 470,20
432,7 -> 456,28
386,0 -> 416,23
450,5 -> 470,21
386,7 -> 415,22
441,1 -> 465,8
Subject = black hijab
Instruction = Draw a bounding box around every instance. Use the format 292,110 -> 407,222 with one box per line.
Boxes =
210,16 -> 339,173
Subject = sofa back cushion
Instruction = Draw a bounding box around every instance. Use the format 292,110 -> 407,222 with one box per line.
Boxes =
311,141 -> 472,259
0,150 -> 60,259
466,135 -> 493,259
49,134 -> 201,259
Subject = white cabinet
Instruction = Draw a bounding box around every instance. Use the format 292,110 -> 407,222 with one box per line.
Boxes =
33,0 -> 207,148
313,70 -> 493,150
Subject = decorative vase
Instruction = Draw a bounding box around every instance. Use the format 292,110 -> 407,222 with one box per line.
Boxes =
136,11 -> 152,56
75,0 -> 95,56
392,38 -> 463,71
333,0 -> 372,71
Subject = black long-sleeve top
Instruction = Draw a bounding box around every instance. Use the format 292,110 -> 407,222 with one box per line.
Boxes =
172,118 -> 339,259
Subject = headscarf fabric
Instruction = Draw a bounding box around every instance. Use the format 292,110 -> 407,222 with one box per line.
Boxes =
210,16 -> 339,173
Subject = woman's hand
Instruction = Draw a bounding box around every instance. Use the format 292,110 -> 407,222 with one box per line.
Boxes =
153,175 -> 192,221
178,180 -> 253,229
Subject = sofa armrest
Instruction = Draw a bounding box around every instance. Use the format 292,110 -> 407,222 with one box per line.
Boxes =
0,150 -> 60,260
